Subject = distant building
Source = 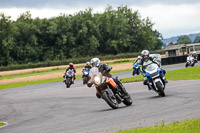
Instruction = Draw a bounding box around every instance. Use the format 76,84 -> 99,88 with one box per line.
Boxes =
164,43 -> 200,57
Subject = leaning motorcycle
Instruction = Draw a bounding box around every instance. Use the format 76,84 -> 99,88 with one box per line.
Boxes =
64,70 -> 74,88
132,64 -> 140,76
82,68 -> 90,84
144,63 -> 166,97
185,56 -> 196,67
89,67 -> 132,109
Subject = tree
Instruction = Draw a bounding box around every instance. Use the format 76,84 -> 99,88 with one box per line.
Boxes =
177,35 -> 192,44
193,36 -> 200,43
0,13 -> 15,65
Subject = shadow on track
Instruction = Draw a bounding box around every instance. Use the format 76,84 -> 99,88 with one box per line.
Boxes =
94,105 -> 133,113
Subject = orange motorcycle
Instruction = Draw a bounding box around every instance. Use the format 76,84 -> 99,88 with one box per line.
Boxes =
89,67 -> 132,109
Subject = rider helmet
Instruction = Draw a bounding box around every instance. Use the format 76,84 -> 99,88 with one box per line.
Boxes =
141,50 -> 150,61
90,58 -> 100,67
69,63 -> 74,67
86,62 -> 90,66
138,56 -> 141,59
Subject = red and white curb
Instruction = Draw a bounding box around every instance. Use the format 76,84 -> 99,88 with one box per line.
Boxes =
0,122 -> 8,128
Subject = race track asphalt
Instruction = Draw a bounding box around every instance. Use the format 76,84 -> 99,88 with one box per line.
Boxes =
0,63 -> 200,133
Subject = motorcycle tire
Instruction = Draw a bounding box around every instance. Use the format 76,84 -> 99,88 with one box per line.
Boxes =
191,63 -> 195,67
102,91 -> 119,109
83,76 -> 87,84
66,84 -> 70,88
132,70 -> 135,76
185,63 -> 189,68
136,70 -> 139,75
123,94 -> 133,106
156,82 -> 165,97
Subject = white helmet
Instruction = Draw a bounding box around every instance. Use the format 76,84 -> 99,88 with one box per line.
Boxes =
141,50 -> 150,61
86,62 -> 90,65
90,58 -> 100,67
141,50 -> 149,56
138,56 -> 141,59
193,51 -> 196,54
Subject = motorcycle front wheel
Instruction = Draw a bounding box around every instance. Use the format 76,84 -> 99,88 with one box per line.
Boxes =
102,91 -> 119,109
185,62 -> 189,68
123,93 -> 133,106
156,82 -> 165,97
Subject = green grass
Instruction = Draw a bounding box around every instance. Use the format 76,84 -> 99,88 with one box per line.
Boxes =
0,75 -> 82,90
1,66 -> 200,90
121,66 -> 200,83
107,60 -> 133,65
0,68 -> 132,90
116,118 -> 200,133
0,60 -> 132,80
0,122 -> 4,127
111,69 -> 132,74
0,67 -> 83,80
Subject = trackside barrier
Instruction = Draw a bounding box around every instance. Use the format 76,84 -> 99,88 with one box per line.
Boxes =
161,54 -> 200,65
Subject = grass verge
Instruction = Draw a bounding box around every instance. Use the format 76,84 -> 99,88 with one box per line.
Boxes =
121,66 -> 200,83
116,118 -> 200,133
0,68 -> 132,90
0,122 -> 4,127
0,75 -> 82,90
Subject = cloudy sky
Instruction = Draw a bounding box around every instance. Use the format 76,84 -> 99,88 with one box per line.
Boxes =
0,0 -> 200,38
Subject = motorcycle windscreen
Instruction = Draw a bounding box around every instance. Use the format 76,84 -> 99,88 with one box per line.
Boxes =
146,64 -> 157,72
67,70 -> 74,77
89,67 -> 102,78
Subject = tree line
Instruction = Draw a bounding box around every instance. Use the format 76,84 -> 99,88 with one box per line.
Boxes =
177,35 -> 200,44
0,6 -> 163,66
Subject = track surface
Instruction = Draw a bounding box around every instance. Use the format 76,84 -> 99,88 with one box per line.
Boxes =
0,63 -> 200,133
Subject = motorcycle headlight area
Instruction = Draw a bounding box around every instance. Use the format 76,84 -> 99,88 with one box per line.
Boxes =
94,75 -> 101,85
84,71 -> 88,75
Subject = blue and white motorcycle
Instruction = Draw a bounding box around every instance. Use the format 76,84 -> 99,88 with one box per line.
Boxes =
144,63 -> 166,97
132,64 -> 140,76
82,68 -> 90,84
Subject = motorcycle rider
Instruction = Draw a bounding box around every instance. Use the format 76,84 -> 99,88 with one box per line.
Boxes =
82,62 -> 92,77
63,63 -> 76,84
139,50 -> 167,87
133,56 -> 142,75
87,58 -> 127,98
134,56 -> 142,65
192,51 -> 198,63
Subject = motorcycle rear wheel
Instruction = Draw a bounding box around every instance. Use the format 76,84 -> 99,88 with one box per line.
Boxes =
102,91 -> 119,109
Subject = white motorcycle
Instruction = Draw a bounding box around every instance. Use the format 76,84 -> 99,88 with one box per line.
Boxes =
185,56 -> 196,68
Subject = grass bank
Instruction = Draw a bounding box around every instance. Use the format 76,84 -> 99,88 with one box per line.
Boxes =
1,66 -> 200,90
116,118 -> 200,133
0,75 -> 82,90
121,66 -> 200,83
0,68 -> 132,90
0,122 -> 4,127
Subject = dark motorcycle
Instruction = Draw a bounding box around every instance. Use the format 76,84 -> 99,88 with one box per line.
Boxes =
82,68 -> 90,84
64,70 -> 75,88
132,64 -> 140,76
89,67 -> 132,109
